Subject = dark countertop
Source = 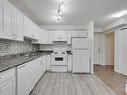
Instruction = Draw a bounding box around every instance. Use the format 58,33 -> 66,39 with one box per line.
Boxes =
0,51 -> 53,72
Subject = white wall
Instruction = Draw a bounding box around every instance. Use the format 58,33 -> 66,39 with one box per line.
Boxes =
87,21 -> 94,74
103,25 -> 127,76
105,32 -> 114,65
115,26 -> 127,75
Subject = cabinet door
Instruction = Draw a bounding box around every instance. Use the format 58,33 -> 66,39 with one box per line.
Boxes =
12,6 -> 17,40
48,31 -> 53,44
53,31 -> 67,41
46,55 -> 51,70
77,31 -> 87,37
0,0 -> 2,35
41,56 -> 46,73
33,58 -> 42,82
41,29 -> 48,44
67,31 -> 72,44
0,76 -> 15,95
17,62 -> 35,95
3,0 -> 13,38
15,8 -> 24,41
72,31 -> 87,37
24,16 -> 32,38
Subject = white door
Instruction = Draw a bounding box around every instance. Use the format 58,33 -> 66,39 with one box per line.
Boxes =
94,33 -> 104,65
0,77 -> 15,95
72,50 -> 90,73
72,38 -> 89,49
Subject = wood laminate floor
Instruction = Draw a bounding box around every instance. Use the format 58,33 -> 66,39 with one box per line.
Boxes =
30,72 -> 117,95
94,65 -> 127,95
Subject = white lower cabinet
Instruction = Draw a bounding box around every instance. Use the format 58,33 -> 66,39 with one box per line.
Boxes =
0,68 -> 16,95
17,56 -> 46,95
67,54 -> 72,72
17,61 -> 35,95
46,54 -> 51,71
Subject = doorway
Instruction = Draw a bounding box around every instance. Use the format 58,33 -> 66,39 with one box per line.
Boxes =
105,32 -> 115,66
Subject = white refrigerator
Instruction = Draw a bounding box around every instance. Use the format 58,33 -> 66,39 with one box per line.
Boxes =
72,37 -> 90,73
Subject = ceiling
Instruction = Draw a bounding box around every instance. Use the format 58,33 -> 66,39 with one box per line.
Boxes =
9,0 -> 127,28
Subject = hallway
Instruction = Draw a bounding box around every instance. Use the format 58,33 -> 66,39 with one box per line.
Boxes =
94,65 -> 127,95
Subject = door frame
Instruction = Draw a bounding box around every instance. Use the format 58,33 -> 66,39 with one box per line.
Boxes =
103,31 -> 115,66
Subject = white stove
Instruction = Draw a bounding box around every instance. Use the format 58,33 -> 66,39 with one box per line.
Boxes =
51,50 -> 67,72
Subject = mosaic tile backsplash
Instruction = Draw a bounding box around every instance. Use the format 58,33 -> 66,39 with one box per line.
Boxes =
0,39 -> 39,56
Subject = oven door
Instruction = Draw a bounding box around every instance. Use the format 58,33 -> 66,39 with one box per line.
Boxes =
52,55 -> 67,66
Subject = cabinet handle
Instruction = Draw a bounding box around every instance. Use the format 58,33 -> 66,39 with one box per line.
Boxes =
19,65 -> 26,69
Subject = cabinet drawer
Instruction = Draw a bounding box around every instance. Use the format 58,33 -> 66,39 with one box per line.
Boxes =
0,68 -> 15,84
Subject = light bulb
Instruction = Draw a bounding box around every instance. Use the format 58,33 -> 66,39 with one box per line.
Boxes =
60,5 -> 64,11
57,9 -> 63,15
56,15 -> 61,22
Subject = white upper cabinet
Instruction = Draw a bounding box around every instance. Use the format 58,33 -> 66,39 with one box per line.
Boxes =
72,31 -> 87,37
3,0 -> 13,39
36,29 -> 53,44
40,29 -> 48,44
53,31 -> 67,41
0,0 -> 2,35
0,0 -> 24,41
67,31 -> 72,44
33,24 -> 39,40
24,15 -> 39,40
12,6 -> 24,41
48,31 -> 53,44
24,15 -> 33,38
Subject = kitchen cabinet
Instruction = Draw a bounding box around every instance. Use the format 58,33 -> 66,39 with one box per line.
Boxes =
17,61 -> 36,95
36,29 -> 53,44
24,15 -> 39,40
24,15 -> 33,38
0,0 -> 24,41
33,25 -> 39,40
40,56 -> 46,75
17,56 -> 46,95
67,54 -> 72,72
34,56 -> 46,82
0,0 -> 2,36
48,31 -> 53,44
0,68 -> 16,95
72,31 -> 87,37
53,31 -> 67,41
12,6 -> 24,41
41,29 -> 48,44
2,0 -> 13,39
46,54 -> 52,71
67,31 -> 72,44
0,0 -> 43,41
